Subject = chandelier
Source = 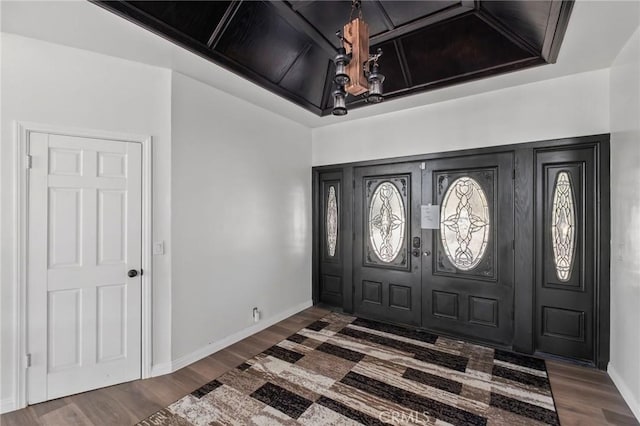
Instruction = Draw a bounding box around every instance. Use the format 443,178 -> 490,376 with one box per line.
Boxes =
332,0 -> 385,116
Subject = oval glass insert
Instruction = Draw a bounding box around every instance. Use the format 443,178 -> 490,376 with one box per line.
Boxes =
326,186 -> 338,257
369,182 -> 406,263
551,172 -> 576,281
440,177 -> 490,271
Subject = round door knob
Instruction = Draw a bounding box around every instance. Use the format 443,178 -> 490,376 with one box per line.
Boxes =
423,250 -> 431,257
128,269 -> 138,278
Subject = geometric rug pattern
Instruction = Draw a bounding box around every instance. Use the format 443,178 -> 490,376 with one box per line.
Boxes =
137,312 -> 559,425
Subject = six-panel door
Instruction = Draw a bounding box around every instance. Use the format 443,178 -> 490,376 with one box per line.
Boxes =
27,133 -> 142,403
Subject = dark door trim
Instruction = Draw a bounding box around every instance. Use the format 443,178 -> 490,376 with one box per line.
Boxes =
597,142 -> 611,370
312,133 -> 610,368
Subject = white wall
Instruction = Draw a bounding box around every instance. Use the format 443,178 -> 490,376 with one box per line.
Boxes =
0,34 -> 314,411
170,72 -> 312,362
0,13 -> 636,420
0,34 -> 173,409
609,27 -> 640,420
312,69 -> 610,165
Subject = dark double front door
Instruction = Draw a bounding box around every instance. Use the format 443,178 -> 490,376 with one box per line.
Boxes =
315,136 -> 608,366
352,153 -> 514,345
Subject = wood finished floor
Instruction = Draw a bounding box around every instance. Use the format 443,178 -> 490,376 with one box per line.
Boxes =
2,307 -> 637,426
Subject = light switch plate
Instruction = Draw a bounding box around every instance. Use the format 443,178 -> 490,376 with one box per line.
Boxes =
153,241 -> 165,255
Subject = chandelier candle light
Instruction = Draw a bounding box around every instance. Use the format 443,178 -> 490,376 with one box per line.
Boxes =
332,0 -> 385,116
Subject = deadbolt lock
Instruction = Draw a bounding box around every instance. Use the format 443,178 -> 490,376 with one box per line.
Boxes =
412,236 -> 421,248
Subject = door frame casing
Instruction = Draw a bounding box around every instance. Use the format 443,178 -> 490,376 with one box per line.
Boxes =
312,134 -> 610,368
12,121 -> 153,410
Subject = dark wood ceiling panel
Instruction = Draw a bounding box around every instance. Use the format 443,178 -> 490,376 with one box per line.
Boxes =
93,0 -> 574,117
378,0 -> 461,27
401,14 -> 535,86
480,1 -> 553,51
279,46 -> 331,108
295,0 -> 392,48
128,1 -> 231,45
321,60 -> 337,110
215,1 -> 312,84
270,1 -> 337,55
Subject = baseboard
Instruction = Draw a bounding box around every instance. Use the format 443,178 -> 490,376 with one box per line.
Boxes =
608,363 -> 640,421
150,361 -> 173,377
170,300 -> 313,373
1,302 -> 314,412
1,398 -> 16,414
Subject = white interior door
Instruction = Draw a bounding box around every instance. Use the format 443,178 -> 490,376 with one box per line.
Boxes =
27,132 -> 142,403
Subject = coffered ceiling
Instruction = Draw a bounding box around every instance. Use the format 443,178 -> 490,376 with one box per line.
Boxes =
93,1 -> 574,116
3,1 -> 638,127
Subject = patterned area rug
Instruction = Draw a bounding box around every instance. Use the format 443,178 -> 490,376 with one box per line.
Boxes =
138,313 -> 559,425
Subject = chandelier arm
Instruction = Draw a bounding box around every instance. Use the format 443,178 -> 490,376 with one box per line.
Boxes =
362,49 -> 383,75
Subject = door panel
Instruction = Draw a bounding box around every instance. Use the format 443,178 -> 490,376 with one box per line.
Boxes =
354,164 -> 422,325
48,188 -> 82,267
422,153 -> 514,345
535,147 -> 595,361
47,289 -> 82,371
98,190 -> 127,264
27,133 -> 142,403
97,283 -> 127,362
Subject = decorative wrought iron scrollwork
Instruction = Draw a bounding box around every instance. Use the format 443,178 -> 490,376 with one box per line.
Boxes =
440,177 -> 491,271
368,182 -> 406,263
551,172 -> 576,281
326,186 -> 338,257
